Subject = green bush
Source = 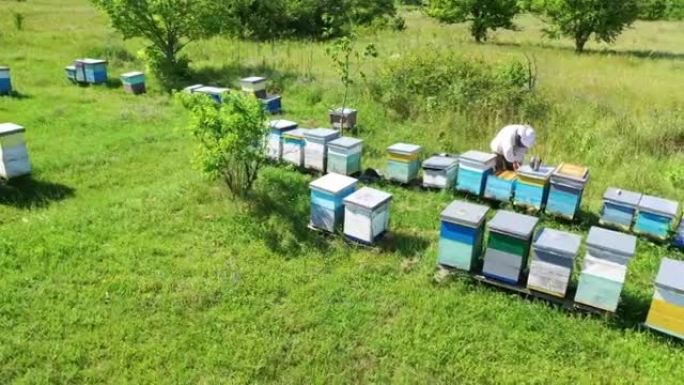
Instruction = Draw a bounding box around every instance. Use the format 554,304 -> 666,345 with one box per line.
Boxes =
370,53 -> 545,122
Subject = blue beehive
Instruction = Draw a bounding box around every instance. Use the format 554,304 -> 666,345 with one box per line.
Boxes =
456,151 -> 497,196
0,66 -> 12,95
261,95 -> 282,114
484,171 -> 517,202
309,173 -> 358,232
120,71 -> 146,94
634,195 -> 679,241
437,200 -> 490,271
546,163 -> 589,220
514,165 -> 555,212
674,222 -> 684,248
600,188 -> 642,231
75,59 -> 108,84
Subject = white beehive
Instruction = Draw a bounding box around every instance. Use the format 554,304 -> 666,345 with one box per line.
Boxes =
0,123 -> 31,179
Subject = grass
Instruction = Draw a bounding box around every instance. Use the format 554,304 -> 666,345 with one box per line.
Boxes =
1,1 -> 684,384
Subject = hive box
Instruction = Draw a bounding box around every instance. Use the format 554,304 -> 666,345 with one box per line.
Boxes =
546,163 -> 589,220
422,155 -> 458,189
484,170 -> 517,202
456,151 -> 496,196
195,86 -> 230,103
482,211 -> 539,285
600,188 -> 642,231
282,128 -> 308,167
267,120 -> 298,161
240,76 -> 267,99
343,187 -> 392,245
574,226 -> 637,312
386,143 -> 422,184
65,65 -> 77,82
75,59 -> 108,84
527,228 -> 582,298
0,123 -> 31,179
309,173 -> 358,232
634,195 -> 679,241
120,71 -> 146,95
674,222 -> 684,249
438,200 -> 490,271
0,66 -> 11,95
327,137 -> 363,176
183,84 -> 204,94
330,108 -> 358,130
304,128 -> 340,172
260,95 -> 282,114
645,258 -> 684,340
514,165 -> 554,212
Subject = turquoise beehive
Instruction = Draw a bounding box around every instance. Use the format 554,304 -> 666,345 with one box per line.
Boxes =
121,71 -> 146,94
484,170 -> 517,202
327,137 -> 363,176
514,164 -> 554,212
437,200 -> 490,271
546,163 -> 589,220
456,151 -> 497,196
386,143 -> 422,184
0,66 -> 12,95
634,195 -> 679,241
309,173 -> 358,232
600,188 -> 642,231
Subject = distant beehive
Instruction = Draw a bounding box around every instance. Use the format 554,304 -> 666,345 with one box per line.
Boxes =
527,228 -> 582,298
574,226 -> 637,312
330,108 -> 357,130
195,86 -> 230,103
240,76 -> 282,114
343,187 -> 392,245
281,128 -> 308,168
633,195 -> 679,241
600,188 -> 642,231
267,120 -> 298,161
327,137 -> 363,176
0,122 -> 32,179
74,59 -> 108,84
674,222 -> 684,249
645,258 -> 684,340
456,151 -> 496,196
304,128 -> 340,173
437,200 -> 489,271
546,163 -> 589,220
120,71 -> 146,95
65,65 -> 77,83
0,66 -> 12,95
386,143 -> 422,184
422,155 -> 458,189
514,164 -> 554,212
309,173 -> 358,232
484,170 -> 517,202
482,210 -> 539,285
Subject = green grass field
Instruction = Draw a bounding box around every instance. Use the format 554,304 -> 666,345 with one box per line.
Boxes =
1,1 -> 684,384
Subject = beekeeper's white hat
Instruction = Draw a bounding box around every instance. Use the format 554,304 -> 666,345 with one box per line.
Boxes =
518,125 -> 536,148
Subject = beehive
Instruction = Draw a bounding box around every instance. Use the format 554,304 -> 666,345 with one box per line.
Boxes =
456,151 -> 497,196
330,108 -> 358,130
514,165 -> 554,212
240,76 -> 267,99
195,86 -> 230,103
260,95 -> 282,114
634,195 -> 679,241
527,228 -> 582,298
437,200 -> 490,271
422,155 -> 458,189
309,173 -> 358,232
282,128 -> 308,167
0,66 -> 12,95
645,258 -> 684,340
674,222 -> 684,249
546,163 -> 589,220
183,84 -> 204,94
120,71 -> 146,95
386,143 -> 422,184
65,65 -> 77,82
0,123 -> 31,179
482,211 -> 539,285
267,120 -> 298,161
304,128 -> 340,172
327,137 -> 363,176
600,188 -> 642,231
484,170 -> 517,202
343,187 -> 392,245
574,227 -> 637,312
75,59 -> 108,84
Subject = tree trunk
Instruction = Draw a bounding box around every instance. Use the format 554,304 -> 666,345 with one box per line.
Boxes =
575,33 -> 590,53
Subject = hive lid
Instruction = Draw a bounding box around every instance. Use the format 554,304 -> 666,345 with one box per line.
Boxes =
586,226 -> 637,257
328,136 -> 363,148
518,165 -> 555,180
0,123 -> 25,136
333,107 -> 357,115
655,258 -> 684,292
184,84 -> 204,92
0,66 -> 9,71
441,200 -> 489,227
423,156 -> 458,170
283,128 -> 308,139
79,58 -> 107,64
197,86 -> 230,95
533,228 -> 582,257
121,71 -> 144,78
344,187 -> 392,210
488,210 -> 539,239
638,195 -> 679,218
603,188 -> 642,207
460,150 -> 496,164
269,119 -> 298,131
65,65 -> 76,70
241,76 -> 266,83
305,128 -> 340,141
310,173 -> 358,195
387,143 -> 421,155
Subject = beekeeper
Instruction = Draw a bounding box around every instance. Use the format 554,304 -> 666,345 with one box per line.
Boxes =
490,124 -> 536,171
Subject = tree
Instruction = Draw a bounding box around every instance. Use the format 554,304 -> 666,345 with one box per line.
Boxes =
539,0 -> 639,53
425,0 -> 520,43
178,92 -> 268,198
90,0 -> 233,86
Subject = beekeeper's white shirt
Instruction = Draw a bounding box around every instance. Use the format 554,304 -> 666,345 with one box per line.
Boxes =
490,125 -> 528,163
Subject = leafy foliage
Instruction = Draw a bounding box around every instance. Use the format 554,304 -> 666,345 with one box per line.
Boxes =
425,0 -> 520,42
638,0 -> 684,20
538,0 -> 640,52
178,92 -> 268,198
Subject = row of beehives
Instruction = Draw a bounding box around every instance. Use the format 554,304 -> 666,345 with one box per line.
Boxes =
437,200 -> 684,340
0,122 -> 31,180
184,76 -> 283,114
63,58 -> 147,94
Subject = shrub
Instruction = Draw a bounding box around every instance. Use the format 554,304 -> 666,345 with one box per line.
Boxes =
178,92 -> 268,198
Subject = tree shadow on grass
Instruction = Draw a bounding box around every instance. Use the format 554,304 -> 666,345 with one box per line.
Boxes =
0,176 -> 75,209
490,41 -> 684,61
1,91 -> 32,99
187,63 -> 300,94
378,228 -> 432,259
